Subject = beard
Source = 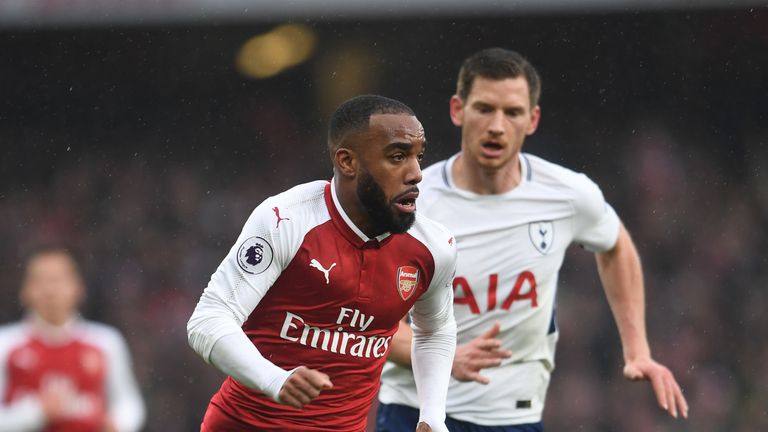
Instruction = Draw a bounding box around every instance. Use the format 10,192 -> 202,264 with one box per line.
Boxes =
357,169 -> 416,235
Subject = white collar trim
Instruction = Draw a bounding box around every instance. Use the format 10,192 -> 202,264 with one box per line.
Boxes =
330,177 -> 391,243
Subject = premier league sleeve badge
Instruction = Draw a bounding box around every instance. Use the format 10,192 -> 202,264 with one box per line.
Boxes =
237,236 -> 274,274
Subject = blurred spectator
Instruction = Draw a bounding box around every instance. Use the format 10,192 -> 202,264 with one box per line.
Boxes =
0,247 -> 145,431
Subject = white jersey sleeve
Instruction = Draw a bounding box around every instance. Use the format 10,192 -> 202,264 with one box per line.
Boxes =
0,397 -> 45,432
92,326 -> 145,432
570,173 -> 620,252
187,181 -> 328,400
0,324 -> 45,432
187,199 -> 290,361
409,216 -> 458,431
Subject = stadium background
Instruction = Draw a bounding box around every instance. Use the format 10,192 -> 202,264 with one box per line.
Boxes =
1,2 -> 766,431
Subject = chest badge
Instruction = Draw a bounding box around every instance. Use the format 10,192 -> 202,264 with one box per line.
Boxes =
310,259 -> 336,284
397,266 -> 420,301
529,221 -> 554,255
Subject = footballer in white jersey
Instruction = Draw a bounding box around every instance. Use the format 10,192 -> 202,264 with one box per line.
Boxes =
377,48 -> 688,432
379,152 -> 619,425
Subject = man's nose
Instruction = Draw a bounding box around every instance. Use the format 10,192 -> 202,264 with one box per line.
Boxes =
488,110 -> 505,136
405,157 -> 422,185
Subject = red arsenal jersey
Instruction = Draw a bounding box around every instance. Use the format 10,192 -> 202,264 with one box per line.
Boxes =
0,319 -> 145,432
189,180 -> 456,431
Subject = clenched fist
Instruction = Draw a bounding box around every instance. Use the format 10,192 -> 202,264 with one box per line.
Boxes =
278,366 -> 333,409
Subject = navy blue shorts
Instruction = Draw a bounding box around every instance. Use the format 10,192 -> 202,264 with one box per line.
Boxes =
376,403 -> 543,432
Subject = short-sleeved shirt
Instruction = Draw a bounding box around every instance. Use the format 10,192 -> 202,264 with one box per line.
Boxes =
379,153 -> 620,425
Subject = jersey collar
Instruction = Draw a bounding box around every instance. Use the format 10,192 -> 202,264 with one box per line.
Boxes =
443,152 -> 532,196
326,178 -> 391,248
25,313 -> 81,346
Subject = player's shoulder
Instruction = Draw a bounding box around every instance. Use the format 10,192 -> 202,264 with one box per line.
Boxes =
524,153 -> 602,196
525,153 -> 609,220
525,153 -> 589,184
265,180 -> 328,210
421,157 -> 450,185
0,322 -> 28,355
77,320 -> 128,350
421,157 -> 453,192
0,321 -> 25,337
418,157 -> 455,211
409,213 -> 457,263
245,180 -> 331,234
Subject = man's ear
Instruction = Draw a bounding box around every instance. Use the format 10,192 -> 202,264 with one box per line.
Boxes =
449,95 -> 465,127
334,147 -> 358,178
526,105 -> 541,135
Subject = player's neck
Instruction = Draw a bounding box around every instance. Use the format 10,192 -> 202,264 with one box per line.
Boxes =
453,153 -> 522,195
27,312 -> 78,344
334,180 -> 384,239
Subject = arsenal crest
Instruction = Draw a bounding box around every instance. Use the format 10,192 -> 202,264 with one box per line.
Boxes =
396,266 -> 420,301
529,221 -> 554,255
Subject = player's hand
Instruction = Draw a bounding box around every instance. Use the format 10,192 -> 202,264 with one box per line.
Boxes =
451,321 -> 512,384
100,416 -> 118,432
278,366 -> 333,409
38,385 -> 69,421
415,421 -> 432,432
624,357 -> 688,419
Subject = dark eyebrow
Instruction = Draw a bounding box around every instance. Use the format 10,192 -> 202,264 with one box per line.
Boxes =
384,141 -> 427,153
472,101 -> 493,109
384,142 -> 414,152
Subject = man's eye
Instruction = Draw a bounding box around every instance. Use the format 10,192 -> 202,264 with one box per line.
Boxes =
392,154 -> 405,162
417,153 -> 424,162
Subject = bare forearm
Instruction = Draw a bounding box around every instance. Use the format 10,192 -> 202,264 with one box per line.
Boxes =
596,224 -> 650,361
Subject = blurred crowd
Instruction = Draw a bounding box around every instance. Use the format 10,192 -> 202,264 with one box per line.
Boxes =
1,9 -> 766,432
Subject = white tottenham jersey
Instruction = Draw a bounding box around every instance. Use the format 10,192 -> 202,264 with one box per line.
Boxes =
379,153 -> 620,425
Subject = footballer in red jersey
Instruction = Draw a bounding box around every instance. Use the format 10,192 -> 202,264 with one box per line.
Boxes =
188,95 -> 458,432
0,247 -> 145,432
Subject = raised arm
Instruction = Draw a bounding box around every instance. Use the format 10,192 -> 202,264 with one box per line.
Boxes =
596,224 -> 688,419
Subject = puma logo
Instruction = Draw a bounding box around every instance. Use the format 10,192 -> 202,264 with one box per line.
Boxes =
309,259 -> 336,284
272,207 -> 290,228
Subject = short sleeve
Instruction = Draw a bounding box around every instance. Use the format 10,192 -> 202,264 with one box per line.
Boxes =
571,174 -> 621,252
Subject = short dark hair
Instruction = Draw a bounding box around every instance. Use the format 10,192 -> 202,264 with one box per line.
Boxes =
456,48 -> 542,108
23,245 -> 81,278
327,94 -> 415,157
